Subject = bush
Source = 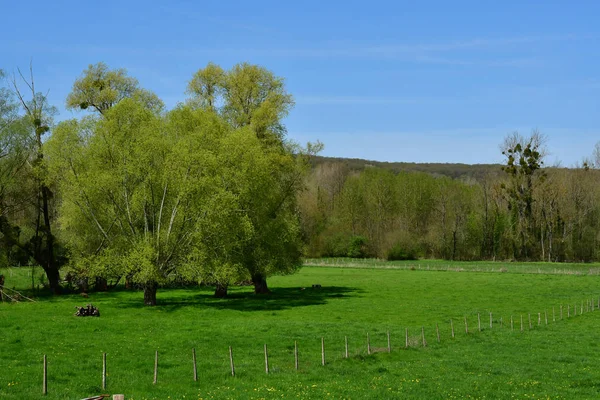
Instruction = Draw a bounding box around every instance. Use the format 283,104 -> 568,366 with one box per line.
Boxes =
347,236 -> 369,258
386,243 -> 418,261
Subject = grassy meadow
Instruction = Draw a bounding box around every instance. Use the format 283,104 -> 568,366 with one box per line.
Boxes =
2,261 -> 600,399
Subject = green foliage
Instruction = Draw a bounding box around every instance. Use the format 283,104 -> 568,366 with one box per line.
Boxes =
66,62 -> 163,115
385,243 -> 418,261
347,235 -> 369,258
188,62 -> 294,142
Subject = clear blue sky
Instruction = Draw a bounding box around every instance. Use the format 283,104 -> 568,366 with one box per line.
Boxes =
2,0 -> 599,166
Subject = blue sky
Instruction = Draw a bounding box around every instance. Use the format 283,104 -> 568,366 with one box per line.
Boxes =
2,0 -> 599,166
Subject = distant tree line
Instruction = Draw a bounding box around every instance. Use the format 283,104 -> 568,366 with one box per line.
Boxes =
299,132 -> 600,262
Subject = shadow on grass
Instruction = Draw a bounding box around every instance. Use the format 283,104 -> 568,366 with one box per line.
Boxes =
114,285 -> 361,312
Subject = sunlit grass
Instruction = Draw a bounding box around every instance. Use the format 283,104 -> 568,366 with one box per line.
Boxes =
2,263 -> 600,399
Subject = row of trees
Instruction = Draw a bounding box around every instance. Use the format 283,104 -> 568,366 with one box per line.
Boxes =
2,61 -> 599,305
299,133 -> 600,263
0,62 -> 314,304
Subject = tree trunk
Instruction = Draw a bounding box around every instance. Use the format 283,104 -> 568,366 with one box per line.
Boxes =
95,277 -> 108,292
214,283 -> 228,298
143,282 -> 158,306
125,275 -> 133,289
252,273 -> 270,294
44,265 -> 61,295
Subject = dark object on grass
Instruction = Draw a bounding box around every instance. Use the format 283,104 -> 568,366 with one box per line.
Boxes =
312,284 -> 322,289
75,304 -> 100,317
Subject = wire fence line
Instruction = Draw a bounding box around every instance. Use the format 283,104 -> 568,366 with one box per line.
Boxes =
37,295 -> 600,396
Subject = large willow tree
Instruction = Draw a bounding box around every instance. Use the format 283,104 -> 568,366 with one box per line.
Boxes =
186,62 -> 307,294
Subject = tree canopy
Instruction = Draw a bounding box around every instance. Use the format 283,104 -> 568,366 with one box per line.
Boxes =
66,62 -> 163,115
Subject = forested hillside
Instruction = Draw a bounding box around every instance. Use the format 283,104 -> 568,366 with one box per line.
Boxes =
310,155 -> 502,180
300,135 -> 600,262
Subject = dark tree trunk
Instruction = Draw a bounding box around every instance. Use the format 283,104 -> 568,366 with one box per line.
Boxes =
125,275 -> 133,289
94,277 -> 108,292
214,283 -> 228,298
252,273 -> 270,294
44,265 -> 61,295
143,282 -> 158,306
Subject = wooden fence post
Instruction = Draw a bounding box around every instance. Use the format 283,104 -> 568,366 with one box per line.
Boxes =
229,346 -> 235,377
510,315 -> 513,331
387,331 -> 391,353
367,333 -> 371,355
478,313 -> 481,332
43,355 -> 47,395
490,312 -> 493,329
464,316 -> 469,334
102,352 -> 107,390
405,328 -> 409,348
321,338 -> 325,366
544,311 -> 548,325
520,315 -> 523,332
264,344 -> 269,374
450,319 -> 455,338
294,341 -> 299,370
153,351 -> 158,384
436,324 -> 440,343
344,336 -> 348,358
192,348 -> 197,382
421,327 -> 426,347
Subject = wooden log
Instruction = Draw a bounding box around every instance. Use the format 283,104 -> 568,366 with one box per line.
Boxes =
192,348 -> 197,382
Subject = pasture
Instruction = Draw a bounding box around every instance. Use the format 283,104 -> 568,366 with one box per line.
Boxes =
2,261 -> 600,399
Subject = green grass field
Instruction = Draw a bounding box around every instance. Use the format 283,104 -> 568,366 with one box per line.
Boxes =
2,261 -> 600,399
